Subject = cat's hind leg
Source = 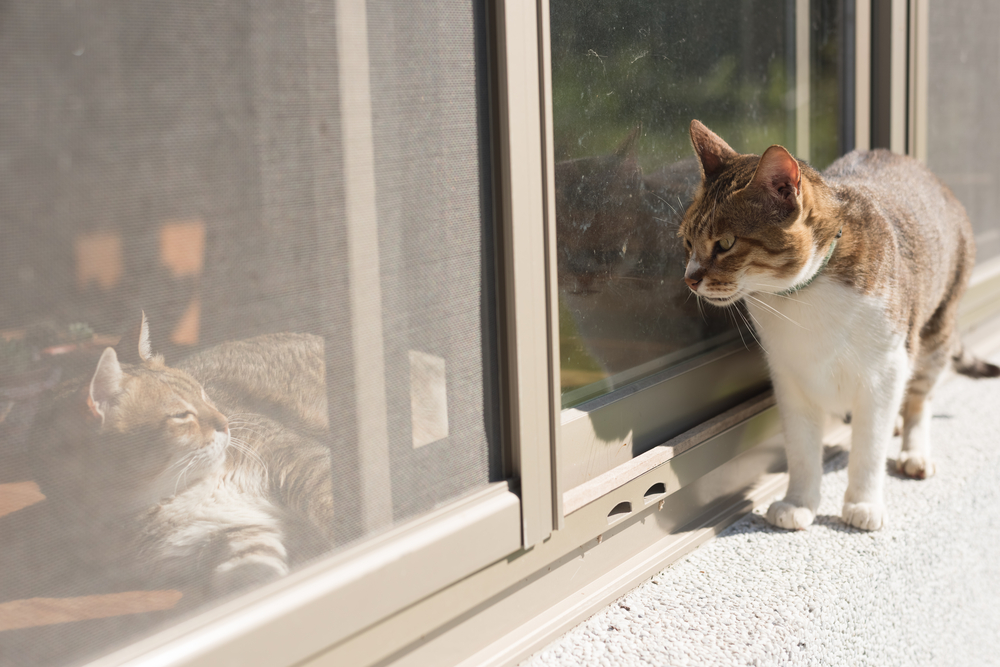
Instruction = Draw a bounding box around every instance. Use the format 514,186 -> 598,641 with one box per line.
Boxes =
897,340 -> 949,479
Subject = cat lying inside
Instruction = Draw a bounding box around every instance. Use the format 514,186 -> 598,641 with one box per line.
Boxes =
30,313 -> 333,597
680,120 -> 999,531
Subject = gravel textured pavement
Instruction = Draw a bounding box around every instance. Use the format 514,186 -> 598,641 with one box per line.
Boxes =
521,359 -> 1000,667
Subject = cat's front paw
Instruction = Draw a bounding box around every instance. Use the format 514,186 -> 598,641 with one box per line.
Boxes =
896,452 -> 935,479
842,501 -> 885,530
765,501 -> 815,530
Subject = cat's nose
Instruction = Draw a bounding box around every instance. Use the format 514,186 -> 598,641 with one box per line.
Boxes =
218,415 -> 230,436
685,276 -> 701,290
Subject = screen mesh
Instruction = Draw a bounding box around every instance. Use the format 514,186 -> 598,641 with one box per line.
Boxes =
0,1 -> 496,664
927,0 -> 1000,264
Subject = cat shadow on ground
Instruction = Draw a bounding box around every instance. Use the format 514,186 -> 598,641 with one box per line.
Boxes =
810,513 -> 876,534
734,507 -> 882,537
725,429 -> 955,538
716,445 -> 868,538
884,412 -> 952,480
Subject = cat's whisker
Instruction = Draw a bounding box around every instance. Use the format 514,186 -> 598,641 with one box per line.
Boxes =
742,307 -> 768,352
226,437 -> 269,476
230,437 -> 269,455
751,296 -> 802,325
227,421 -> 267,429
231,432 -> 268,444
174,457 -> 199,496
228,423 -> 269,437
649,191 -> 669,207
746,294 -> 807,329
226,420 -> 271,434
749,285 -> 812,305
229,446 -> 265,472
225,413 -> 268,422
763,293 -> 809,305
164,451 -> 198,474
739,307 -> 766,351
730,303 -> 762,352
227,420 -> 263,427
226,415 -> 265,424
649,191 -> 680,217
727,306 -> 751,352
746,293 -> 794,323
228,436 -> 265,460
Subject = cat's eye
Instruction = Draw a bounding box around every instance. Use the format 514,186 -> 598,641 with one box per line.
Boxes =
716,235 -> 736,252
170,411 -> 196,421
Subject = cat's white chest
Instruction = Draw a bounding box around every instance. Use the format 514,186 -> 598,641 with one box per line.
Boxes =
746,277 -> 906,414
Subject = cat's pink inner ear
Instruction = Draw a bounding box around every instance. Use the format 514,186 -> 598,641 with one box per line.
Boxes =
88,347 -> 123,422
751,145 -> 801,205
689,119 -> 737,179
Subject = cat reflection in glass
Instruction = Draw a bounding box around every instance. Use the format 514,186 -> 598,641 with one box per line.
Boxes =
555,128 -> 721,386
679,120 -> 999,531
30,313 -> 333,597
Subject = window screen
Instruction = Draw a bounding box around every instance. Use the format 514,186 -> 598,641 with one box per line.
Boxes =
926,0 -> 1000,264
0,1 -> 497,664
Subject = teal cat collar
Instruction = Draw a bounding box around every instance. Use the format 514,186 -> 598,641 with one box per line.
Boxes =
775,227 -> 842,297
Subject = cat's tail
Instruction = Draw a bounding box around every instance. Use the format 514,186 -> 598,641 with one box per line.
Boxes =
953,345 -> 1000,378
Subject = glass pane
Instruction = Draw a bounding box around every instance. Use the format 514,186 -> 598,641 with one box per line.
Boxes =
926,0 -> 1000,264
0,1 -> 496,664
810,0 -> 851,170
552,0 -> 851,410
551,0 -> 794,408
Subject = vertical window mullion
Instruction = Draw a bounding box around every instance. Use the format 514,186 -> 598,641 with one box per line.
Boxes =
335,0 -> 394,534
494,0 -> 560,547
855,0 -> 872,150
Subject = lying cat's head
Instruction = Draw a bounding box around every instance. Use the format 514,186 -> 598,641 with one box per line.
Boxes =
678,120 -> 839,305
33,313 -> 230,515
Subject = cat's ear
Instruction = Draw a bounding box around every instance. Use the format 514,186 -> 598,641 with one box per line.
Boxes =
614,125 -> 642,159
116,311 -> 153,364
612,126 -> 643,190
749,145 -> 801,212
689,120 -> 737,180
88,347 -> 123,423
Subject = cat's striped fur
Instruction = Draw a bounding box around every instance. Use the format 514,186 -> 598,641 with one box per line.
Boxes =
680,120 -> 999,531
31,314 -> 333,595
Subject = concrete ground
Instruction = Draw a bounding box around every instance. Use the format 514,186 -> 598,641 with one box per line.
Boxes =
521,353 -> 1000,667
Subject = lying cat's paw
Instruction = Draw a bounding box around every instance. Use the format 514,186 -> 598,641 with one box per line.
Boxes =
211,561 -> 282,596
765,501 -> 814,530
842,501 -> 885,531
896,452 -> 935,479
